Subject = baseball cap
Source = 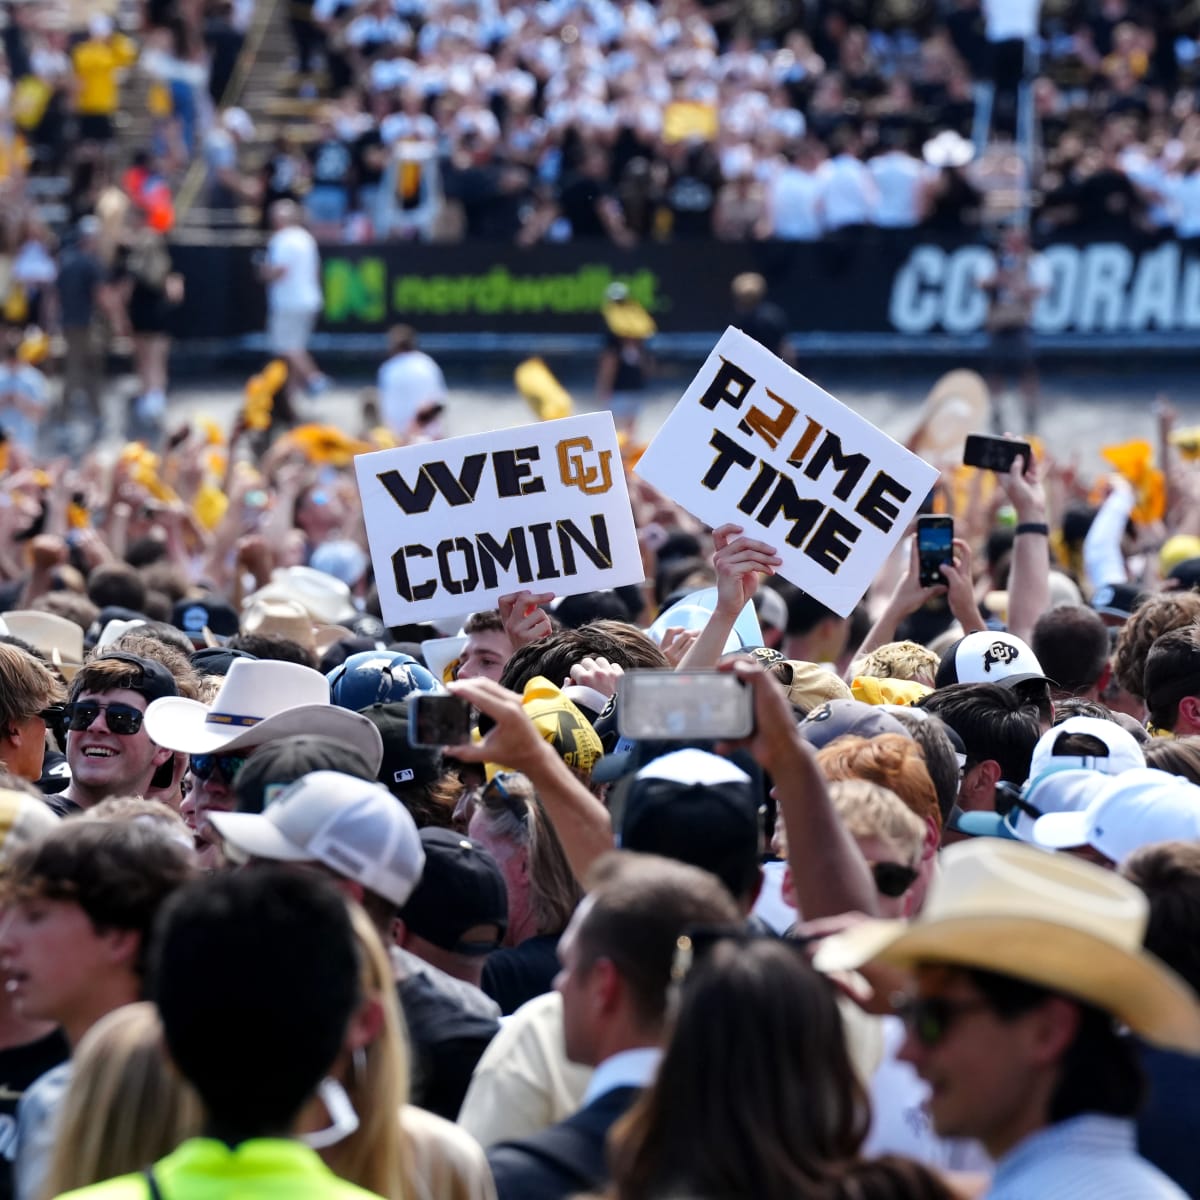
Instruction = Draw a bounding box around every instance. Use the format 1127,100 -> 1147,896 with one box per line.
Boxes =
358,704 -> 445,795
0,788 -> 59,864
618,749 -> 761,899
955,767 -> 1100,842
935,631 -> 1051,690
799,699 -> 911,750
1027,716 -> 1145,780
171,598 -> 240,647
210,770 -> 425,907
233,735 -> 378,814
88,651 -> 180,703
398,828 -> 508,955
1032,767 -> 1200,864
766,660 -> 852,714
1090,582 -> 1146,621
189,647 -> 259,677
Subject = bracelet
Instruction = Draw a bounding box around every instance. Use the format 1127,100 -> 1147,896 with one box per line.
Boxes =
1015,522 -> 1050,536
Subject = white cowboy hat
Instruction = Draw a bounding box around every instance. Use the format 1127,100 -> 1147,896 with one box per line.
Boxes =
245,566 -> 358,625
814,838 -> 1200,1053
2,611 -> 85,680
143,659 -> 383,772
421,634 -> 466,685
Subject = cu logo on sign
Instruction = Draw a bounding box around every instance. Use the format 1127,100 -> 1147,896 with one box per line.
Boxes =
557,437 -> 614,496
983,641 -> 1018,673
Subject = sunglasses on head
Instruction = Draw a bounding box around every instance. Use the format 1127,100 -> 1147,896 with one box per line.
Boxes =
892,994 -> 991,1047
189,753 -> 249,785
870,861 -> 920,898
64,700 -> 145,736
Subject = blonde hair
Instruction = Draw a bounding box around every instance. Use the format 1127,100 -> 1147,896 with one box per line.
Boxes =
322,905 -> 414,1200
828,779 -> 925,864
39,1003 -> 202,1199
850,641 -> 940,688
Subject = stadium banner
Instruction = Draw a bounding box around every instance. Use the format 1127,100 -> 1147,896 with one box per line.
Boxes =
171,234 -> 1200,341
635,327 -> 939,617
354,412 -> 643,625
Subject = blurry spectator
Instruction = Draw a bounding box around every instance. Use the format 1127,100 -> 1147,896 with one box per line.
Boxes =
520,147 -> 634,247
57,216 -> 106,435
259,131 -> 309,232
305,109 -> 356,238
0,329 -> 49,455
377,325 -> 446,440
204,106 -> 256,214
70,15 -> 138,150
818,126 -> 878,233
760,141 -> 824,241
729,272 -> 794,365
870,133 -> 934,228
260,200 -> 327,396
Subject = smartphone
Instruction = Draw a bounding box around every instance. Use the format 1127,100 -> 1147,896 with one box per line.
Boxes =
917,515 -> 954,588
963,434 -> 1032,474
408,694 -> 472,747
617,670 -> 754,741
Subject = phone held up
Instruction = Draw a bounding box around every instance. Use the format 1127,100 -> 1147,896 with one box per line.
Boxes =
617,670 -> 755,742
917,515 -> 954,588
962,434 -> 1032,475
408,693 -> 473,747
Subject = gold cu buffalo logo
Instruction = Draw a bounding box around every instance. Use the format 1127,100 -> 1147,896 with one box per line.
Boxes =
556,436 -> 614,495
983,640 -> 1019,673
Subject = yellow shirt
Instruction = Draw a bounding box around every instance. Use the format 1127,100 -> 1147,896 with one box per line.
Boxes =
71,35 -> 137,115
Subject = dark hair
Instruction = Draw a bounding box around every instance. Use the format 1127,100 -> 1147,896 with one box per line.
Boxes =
6,820 -> 196,980
463,610 -> 504,635
1052,697 -> 1116,724
1144,626 -> 1200,732
918,684 -> 1040,784
1123,841 -> 1200,997
552,591 -> 634,629
86,564 -> 147,614
610,938 -> 876,1200
112,622 -> 196,659
966,967 -> 1143,1122
1144,737 -> 1200,786
779,585 -> 841,637
655,557 -> 714,608
227,633 -> 318,670
1032,606 -> 1109,695
499,622 -> 667,694
151,868 -> 361,1136
1112,593 -> 1200,699
575,853 -> 739,1032
888,711 -> 960,827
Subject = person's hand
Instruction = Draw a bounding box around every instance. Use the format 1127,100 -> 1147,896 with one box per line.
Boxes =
566,655 -> 623,698
659,626 -> 700,667
499,590 -> 554,648
712,523 -> 782,616
235,534 -> 274,583
713,657 -> 809,777
940,538 -> 983,634
30,534 -> 68,571
71,527 -> 113,570
887,534 -> 944,618
443,676 -> 554,775
997,447 -> 1047,522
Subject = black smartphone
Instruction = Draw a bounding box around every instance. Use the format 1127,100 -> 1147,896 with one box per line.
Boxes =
963,434 -> 1032,474
917,515 -> 954,588
617,671 -> 754,741
408,693 -> 472,747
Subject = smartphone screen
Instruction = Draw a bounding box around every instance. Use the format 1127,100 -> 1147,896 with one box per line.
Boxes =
408,694 -> 472,746
917,516 -> 954,588
963,434 -> 1032,474
617,671 -> 754,741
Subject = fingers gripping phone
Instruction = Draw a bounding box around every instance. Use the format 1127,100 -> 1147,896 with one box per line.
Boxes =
963,434 -> 1032,474
617,671 -> 754,741
917,515 -> 954,588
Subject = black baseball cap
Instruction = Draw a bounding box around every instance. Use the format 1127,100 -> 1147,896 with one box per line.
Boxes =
234,734 -> 378,814
799,699 -> 911,749
398,828 -> 508,955
172,598 -> 240,646
358,704 -> 444,796
87,651 -> 179,703
1090,583 -> 1146,621
189,647 -> 259,676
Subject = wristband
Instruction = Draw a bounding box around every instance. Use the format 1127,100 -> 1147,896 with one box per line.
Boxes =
1015,522 -> 1049,536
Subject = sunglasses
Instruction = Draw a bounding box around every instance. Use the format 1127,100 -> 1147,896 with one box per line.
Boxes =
892,994 -> 991,1046
64,700 -> 145,735
871,861 -> 920,898
189,753 -> 249,785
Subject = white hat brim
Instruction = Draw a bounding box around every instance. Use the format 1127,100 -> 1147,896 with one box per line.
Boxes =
815,913 -> 1200,1053
1031,810 -> 1091,850
208,811 -> 313,863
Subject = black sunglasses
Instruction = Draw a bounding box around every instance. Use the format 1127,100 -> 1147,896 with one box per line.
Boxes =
37,705 -> 65,723
64,700 -> 145,736
892,994 -> 991,1046
189,753 -> 249,785
871,861 -> 920,898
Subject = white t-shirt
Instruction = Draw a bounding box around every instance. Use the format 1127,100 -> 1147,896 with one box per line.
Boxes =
266,225 -> 323,313
378,350 -> 447,430
1165,173 -> 1200,239
983,0 -> 1041,42
768,165 -> 824,240
869,153 -> 929,228
819,155 -> 879,230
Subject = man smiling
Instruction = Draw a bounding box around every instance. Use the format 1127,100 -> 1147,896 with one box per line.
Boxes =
59,654 -> 179,814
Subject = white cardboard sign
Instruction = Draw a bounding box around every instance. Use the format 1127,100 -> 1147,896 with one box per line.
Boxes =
635,327 -> 938,617
356,412 -> 643,625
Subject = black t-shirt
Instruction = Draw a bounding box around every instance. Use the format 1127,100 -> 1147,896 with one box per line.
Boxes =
665,173 -> 715,239
481,933 -> 561,1016
0,1030 -> 69,1199
309,138 -> 355,191
560,176 -> 612,239
57,249 -> 101,331
737,301 -> 790,359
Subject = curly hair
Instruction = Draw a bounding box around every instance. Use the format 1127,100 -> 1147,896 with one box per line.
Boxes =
1112,593 -> 1200,699
850,641 -> 940,687
816,733 -> 940,832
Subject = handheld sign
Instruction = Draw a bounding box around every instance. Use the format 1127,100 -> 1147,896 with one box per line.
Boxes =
635,328 -> 938,617
356,413 -> 643,626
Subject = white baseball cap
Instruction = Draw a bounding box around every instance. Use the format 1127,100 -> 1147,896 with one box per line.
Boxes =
1027,716 -> 1146,781
954,766 -> 1101,843
1032,767 -> 1200,864
211,770 -> 425,907
935,630 -> 1051,690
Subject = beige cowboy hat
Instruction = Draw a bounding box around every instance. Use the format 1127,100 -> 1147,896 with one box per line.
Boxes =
907,370 -> 991,465
814,839 -> 1200,1053
2,611 -> 85,680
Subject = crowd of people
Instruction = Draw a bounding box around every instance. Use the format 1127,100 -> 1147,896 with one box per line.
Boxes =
0,358 -> 1198,1200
